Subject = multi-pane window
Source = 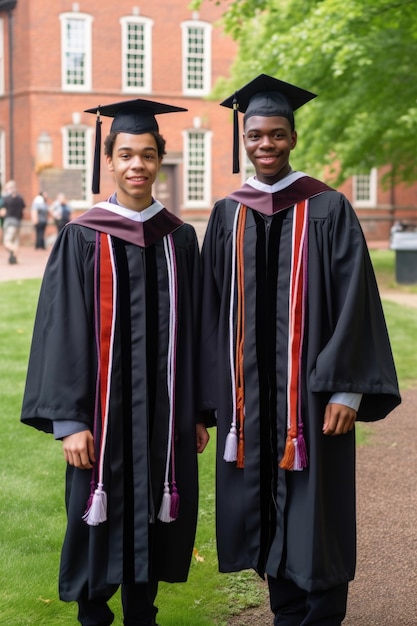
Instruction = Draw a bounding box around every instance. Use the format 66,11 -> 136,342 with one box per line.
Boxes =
187,27 -> 204,90
64,127 -> 89,202
355,175 -> 371,201
184,130 -> 211,208
353,168 -> 377,207
181,21 -> 211,95
60,13 -> 92,90
121,16 -> 153,92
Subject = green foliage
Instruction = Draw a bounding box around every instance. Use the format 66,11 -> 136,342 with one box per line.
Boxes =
199,0 -> 417,186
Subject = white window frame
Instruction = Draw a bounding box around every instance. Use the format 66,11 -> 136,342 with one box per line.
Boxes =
181,20 -> 212,96
183,129 -> 212,209
120,15 -> 153,93
60,12 -> 93,92
62,124 -> 94,208
353,168 -> 378,208
0,19 -> 4,96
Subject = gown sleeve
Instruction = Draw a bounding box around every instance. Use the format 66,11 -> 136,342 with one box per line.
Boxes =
309,193 -> 401,421
21,225 -> 97,433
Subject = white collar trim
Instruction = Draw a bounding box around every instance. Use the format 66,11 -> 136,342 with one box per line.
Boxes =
94,199 -> 165,222
246,171 -> 308,194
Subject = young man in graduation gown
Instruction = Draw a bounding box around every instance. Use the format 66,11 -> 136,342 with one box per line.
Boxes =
21,98 -> 210,626
199,75 -> 401,625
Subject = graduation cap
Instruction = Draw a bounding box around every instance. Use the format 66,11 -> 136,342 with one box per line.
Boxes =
220,74 -> 317,173
85,98 -> 188,194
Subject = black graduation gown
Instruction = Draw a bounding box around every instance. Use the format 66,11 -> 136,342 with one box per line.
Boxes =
199,176 -> 400,592
21,202 -> 201,600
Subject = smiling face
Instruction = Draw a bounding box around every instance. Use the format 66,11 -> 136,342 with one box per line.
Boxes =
243,115 -> 297,185
106,132 -> 162,211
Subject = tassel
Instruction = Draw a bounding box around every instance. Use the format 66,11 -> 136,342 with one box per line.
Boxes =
84,479 -> 96,513
279,436 -> 295,470
158,483 -> 174,523
232,95 -> 240,174
223,424 -> 238,462
234,210 -> 246,467
83,484 -> 107,526
170,482 -> 180,520
92,110 -> 102,195
295,433 -> 308,470
159,235 -> 179,525
236,433 -> 245,469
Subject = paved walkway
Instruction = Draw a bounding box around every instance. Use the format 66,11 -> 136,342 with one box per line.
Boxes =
227,388 -> 417,626
2,230 -> 417,313
0,219 -> 210,283
0,246 -> 51,282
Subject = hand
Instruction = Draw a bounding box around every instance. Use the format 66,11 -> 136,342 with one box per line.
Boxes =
63,430 -> 95,469
323,403 -> 356,436
196,423 -> 210,453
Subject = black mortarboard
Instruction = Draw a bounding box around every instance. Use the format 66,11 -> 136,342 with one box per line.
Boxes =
220,74 -> 317,173
85,98 -> 188,194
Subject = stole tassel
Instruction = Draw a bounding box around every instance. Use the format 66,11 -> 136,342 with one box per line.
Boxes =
83,233 -> 116,526
170,481 -> 180,520
295,433 -> 308,470
234,207 -> 246,468
236,432 -> 245,469
158,482 -> 174,523
223,424 -> 238,462
157,234 -> 179,524
83,483 -> 108,526
279,200 -> 309,472
224,204 -> 241,464
224,204 -> 247,466
279,436 -> 296,471
84,478 -> 96,513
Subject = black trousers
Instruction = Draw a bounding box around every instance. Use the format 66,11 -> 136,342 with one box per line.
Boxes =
77,580 -> 159,626
34,223 -> 46,249
268,574 -> 348,626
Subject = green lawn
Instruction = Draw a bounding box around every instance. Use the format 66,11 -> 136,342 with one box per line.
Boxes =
0,279 -> 265,626
369,250 -> 417,388
0,250 -> 415,625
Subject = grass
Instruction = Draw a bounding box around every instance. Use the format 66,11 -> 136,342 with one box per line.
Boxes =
369,249 -> 417,389
0,279 -> 266,626
0,250 -> 416,625
370,248 -> 417,293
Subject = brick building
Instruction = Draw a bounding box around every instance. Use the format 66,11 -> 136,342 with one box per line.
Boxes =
339,168 -> 417,241
0,0 -> 238,222
0,0 -> 416,241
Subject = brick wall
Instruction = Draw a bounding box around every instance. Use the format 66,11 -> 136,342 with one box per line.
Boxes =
1,0 -> 417,242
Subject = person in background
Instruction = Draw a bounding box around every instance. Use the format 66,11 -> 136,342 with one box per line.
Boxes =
31,190 -> 49,249
2,180 -> 26,264
21,98 -> 210,626
199,74 -> 401,625
51,192 -> 72,233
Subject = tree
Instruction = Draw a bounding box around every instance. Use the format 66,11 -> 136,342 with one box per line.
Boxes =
193,0 -> 417,186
